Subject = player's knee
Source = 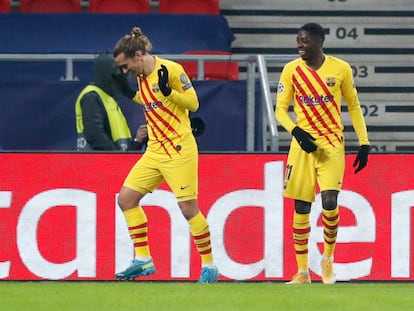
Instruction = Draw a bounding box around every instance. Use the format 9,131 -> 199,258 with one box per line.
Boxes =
117,192 -> 140,211
321,190 -> 338,210
295,200 -> 311,214
117,195 -> 129,210
178,199 -> 199,220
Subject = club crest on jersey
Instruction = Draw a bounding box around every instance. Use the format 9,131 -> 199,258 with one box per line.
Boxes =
152,83 -> 160,92
326,77 -> 336,87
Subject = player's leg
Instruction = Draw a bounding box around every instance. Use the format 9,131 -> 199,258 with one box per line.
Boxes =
179,199 -> 219,283
320,190 -> 340,258
163,153 -> 219,283
283,146 -> 316,284
317,146 -> 345,284
286,199 -> 312,284
115,155 -> 163,280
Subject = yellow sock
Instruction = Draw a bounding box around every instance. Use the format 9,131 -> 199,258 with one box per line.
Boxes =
188,212 -> 213,265
293,212 -> 310,271
123,206 -> 151,258
322,206 -> 340,258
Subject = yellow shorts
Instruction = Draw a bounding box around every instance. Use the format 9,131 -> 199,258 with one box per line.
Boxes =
123,143 -> 198,202
283,144 -> 345,202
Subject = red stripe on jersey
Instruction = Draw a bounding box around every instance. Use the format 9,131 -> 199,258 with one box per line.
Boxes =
139,79 -> 172,157
139,77 -> 180,157
295,67 -> 340,146
143,78 -> 181,124
305,70 -> 341,130
297,66 -> 342,142
306,68 -> 342,144
144,111 -> 173,158
139,91 -> 172,157
140,78 -> 180,138
308,68 -> 340,116
293,74 -> 333,146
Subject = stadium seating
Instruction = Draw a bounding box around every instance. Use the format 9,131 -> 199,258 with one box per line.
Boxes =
20,0 -> 81,13
180,51 -> 239,80
0,0 -> 10,12
89,0 -> 150,13
158,0 -> 220,14
219,0 -> 414,152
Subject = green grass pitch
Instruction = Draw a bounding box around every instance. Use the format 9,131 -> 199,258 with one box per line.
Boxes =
2,281 -> 413,311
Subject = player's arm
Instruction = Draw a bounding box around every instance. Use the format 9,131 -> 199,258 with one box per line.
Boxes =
275,96 -> 296,133
275,65 -> 317,153
342,63 -> 370,173
275,66 -> 296,133
342,64 -> 369,146
158,64 -> 199,112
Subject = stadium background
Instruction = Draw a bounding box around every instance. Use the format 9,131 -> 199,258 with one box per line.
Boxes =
0,0 -> 413,282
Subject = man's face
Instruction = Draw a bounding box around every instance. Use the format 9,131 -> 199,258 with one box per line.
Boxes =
296,30 -> 322,61
114,51 -> 143,75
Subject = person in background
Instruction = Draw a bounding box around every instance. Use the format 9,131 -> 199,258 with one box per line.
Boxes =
75,54 -> 148,151
111,27 -> 219,283
275,22 -> 369,285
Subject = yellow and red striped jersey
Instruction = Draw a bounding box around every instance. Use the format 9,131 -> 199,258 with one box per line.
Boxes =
131,56 -> 199,158
275,55 -> 369,148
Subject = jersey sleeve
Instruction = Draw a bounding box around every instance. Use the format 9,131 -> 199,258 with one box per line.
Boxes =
168,63 -> 199,112
275,64 -> 296,134
342,63 -> 370,145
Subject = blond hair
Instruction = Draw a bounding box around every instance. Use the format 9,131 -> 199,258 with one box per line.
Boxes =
113,27 -> 153,58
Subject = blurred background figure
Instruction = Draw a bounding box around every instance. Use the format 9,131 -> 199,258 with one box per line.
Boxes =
75,54 -> 147,151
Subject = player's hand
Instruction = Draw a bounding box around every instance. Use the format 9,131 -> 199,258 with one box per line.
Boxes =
134,124 -> 148,143
292,126 -> 317,153
353,145 -> 369,174
111,73 -> 136,99
157,64 -> 172,96
190,117 -> 206,137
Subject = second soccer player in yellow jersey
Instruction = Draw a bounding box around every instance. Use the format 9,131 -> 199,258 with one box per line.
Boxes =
275,22 -> 369,285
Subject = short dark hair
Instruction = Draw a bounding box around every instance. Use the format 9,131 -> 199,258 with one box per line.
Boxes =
299,23 -> 325,42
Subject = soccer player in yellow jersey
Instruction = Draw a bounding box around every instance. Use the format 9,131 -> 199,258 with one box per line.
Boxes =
275,23 -> 370,284
111,27 -> 219,283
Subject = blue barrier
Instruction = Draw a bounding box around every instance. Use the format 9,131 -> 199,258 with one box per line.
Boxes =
0,80 -> 262,151
0,14 -> 235,54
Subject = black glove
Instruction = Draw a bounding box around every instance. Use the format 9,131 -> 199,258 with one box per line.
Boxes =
111,73 -> 136,99
353,145 -> 369,174
157,64 -> 172,96
190,117 -> 206,137
292,126 -> 317,153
